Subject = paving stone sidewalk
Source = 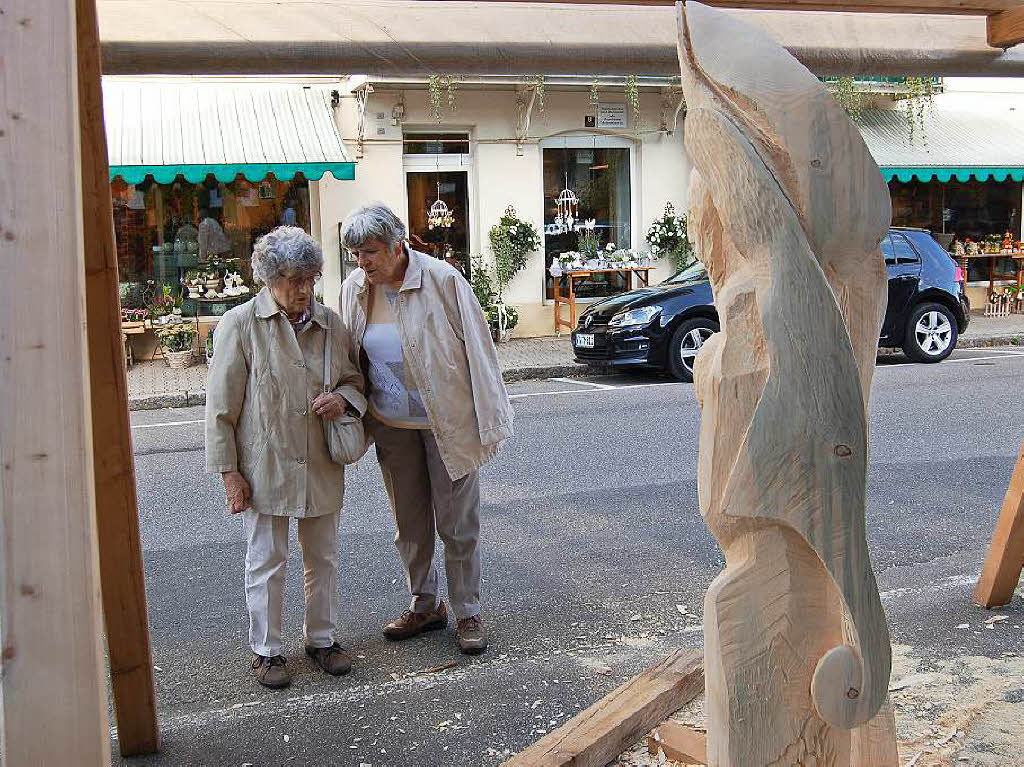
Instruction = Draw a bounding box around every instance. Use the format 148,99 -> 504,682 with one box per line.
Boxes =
125,314 -> 1024,410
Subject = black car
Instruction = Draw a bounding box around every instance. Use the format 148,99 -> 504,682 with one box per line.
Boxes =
572,227 -> 970,381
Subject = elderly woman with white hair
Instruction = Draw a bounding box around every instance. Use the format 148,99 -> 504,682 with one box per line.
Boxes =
206,226 -> 366,689
340,203 -> 513,656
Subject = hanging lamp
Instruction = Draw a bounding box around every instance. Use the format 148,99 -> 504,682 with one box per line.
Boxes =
427,178 -> 453,230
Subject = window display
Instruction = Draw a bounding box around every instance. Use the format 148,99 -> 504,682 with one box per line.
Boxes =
111,173 -> 311,316
542,146 -> 631,300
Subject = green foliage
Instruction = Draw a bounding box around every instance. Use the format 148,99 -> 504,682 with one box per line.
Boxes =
470,254 -> 496,309
822,76 -> 935,143
625,75 -> 640,129
485,303 -> 519,331
646,202 -> 694,272
427,74 -> 460,123
489,206 -> 541,298
156,323 -> 197,352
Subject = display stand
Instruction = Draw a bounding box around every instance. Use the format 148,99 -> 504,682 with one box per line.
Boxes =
552,266 -> 651,334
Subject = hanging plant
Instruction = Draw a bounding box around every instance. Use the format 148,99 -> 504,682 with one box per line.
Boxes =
489,205 -> 541,298
625,75 -> 641,128
532,75 -> 546,112
590,81 -> 600,109
823,76 -> 935,143
646,202 -> 694,272
427,74 -> 460,123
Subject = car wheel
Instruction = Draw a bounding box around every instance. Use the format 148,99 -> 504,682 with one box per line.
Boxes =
903,302 -> 957,363
668,318 -> 719,382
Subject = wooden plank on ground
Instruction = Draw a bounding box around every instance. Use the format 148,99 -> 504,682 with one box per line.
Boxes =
648,721 -> 708,765
988,6 -> 1024,46
502,649 -> 703,767
76,0 -> 160,755
0,1 -> 111,763
973,436 -> 1024,608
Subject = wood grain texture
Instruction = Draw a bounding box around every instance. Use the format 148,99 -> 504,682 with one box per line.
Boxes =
0,1 -> 111,763
77,0 -> 160,755
677,2 -> 897,764
973,437 -> 1024,607
435,0 -> 1022,13
649,721 -> 708,764
502,649 -> 703,767
988,6 -> 1024,46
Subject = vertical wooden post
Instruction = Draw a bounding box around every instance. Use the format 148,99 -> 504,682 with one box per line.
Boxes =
0,1 -> 111,763
973,436 -> 1024,608
76,0 -> 160,755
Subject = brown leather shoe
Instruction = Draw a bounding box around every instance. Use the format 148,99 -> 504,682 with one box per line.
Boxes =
383,601 -> 448,641
456,615 -> 488,655
251,653 -> 291,689
305,642 -> 353,676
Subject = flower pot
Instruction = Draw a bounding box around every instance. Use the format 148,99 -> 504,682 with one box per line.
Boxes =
165,349 -> 193,369
172,307 -> 183,316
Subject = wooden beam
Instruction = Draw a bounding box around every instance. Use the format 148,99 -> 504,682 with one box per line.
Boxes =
973,437 -> 1024,608
76,0 -> 160,755
0,1 -> 111,763
502,649 -> 703,767
436,0 -> 1022,12
648,722 -> 708,765
988,6 -> 1024,46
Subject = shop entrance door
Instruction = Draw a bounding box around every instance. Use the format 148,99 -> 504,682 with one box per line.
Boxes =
406,170 -> 470,276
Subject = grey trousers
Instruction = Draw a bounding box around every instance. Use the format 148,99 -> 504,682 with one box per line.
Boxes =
372,423 -> 482,621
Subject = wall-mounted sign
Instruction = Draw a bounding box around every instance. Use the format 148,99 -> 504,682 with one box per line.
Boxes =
584,115 -> 596,128
597,103 -> 627,129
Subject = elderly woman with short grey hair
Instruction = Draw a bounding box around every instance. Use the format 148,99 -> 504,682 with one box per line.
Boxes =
340,203 -> 513,656
206,226 -> 366,689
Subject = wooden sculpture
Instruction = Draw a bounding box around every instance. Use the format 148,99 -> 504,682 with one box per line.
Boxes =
676,3 -> 899,764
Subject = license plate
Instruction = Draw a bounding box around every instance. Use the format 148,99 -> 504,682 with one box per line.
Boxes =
575,333 -> 595,349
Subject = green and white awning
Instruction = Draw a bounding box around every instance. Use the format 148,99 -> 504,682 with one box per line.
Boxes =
104,80 -> 354,184
860,108 -> 1024,184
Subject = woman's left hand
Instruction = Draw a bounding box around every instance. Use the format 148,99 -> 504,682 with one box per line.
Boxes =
312,392 -> 349,421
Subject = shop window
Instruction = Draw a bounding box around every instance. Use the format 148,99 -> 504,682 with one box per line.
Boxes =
405,171 -> 470,276
888,177 -> 1022,284
111,174 -> 310,315
542,146 -> 632,300
404,132 -> 471,155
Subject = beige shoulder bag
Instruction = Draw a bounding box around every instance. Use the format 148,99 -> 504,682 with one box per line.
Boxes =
321,315 -> 368,465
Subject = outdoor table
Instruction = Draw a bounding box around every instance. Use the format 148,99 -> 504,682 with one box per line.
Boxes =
958,251 -> 1024,298
552,266 -> 651,334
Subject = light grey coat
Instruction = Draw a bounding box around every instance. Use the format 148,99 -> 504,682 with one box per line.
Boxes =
340,248 -> 513,480
205,288 -> 366,517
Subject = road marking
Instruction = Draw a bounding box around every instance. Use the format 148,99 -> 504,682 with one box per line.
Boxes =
878,352 -> 1024,369
131,418 -> 203,430
509,380 -> 682,400
549,377 -> 616,390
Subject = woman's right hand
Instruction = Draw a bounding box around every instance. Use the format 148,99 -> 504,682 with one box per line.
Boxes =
222,470 -> 252,514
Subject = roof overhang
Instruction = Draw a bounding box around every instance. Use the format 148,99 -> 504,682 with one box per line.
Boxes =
98,0 -> 1024,78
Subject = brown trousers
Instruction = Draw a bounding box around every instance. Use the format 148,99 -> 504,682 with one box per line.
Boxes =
372,421 -> 482,620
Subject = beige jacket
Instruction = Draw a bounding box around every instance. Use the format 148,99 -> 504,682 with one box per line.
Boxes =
340,248 -> 514,480
205,288 -> 367,517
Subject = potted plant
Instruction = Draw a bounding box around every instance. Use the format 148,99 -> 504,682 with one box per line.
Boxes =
157,323 -> 198,368
120,307 -> 149,328
489,206 -> 540,297
486,303 -> 519,343
646,202 -> 695,272
148,284 -> 176,324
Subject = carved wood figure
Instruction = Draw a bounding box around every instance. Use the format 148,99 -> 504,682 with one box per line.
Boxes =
676,3 -> 899,764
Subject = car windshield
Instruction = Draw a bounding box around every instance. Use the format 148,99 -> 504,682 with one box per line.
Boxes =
663,260 -> 708,285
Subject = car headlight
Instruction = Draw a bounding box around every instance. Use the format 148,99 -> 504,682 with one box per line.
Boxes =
608,306 -> 661,327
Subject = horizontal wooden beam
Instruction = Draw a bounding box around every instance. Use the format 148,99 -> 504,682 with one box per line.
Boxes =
502,649 -> 704,767
989,6 -> 1024,45
98,1 -> 1024,76
435,0 -> 1023,14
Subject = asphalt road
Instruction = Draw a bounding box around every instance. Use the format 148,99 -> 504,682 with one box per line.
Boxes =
116,348 -> 1024,766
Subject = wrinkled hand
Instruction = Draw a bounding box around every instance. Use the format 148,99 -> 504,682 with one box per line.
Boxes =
312,392 -> 349,421
222,470 -> 252,514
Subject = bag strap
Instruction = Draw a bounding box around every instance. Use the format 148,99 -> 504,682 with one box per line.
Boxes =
322,312 -> 332,395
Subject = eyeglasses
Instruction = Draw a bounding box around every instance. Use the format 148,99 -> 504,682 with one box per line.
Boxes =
282,272 -> 321,289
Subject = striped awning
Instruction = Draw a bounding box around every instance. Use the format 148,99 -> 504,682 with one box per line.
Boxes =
104,79 -> 354,184
859,108 -> 1024,184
